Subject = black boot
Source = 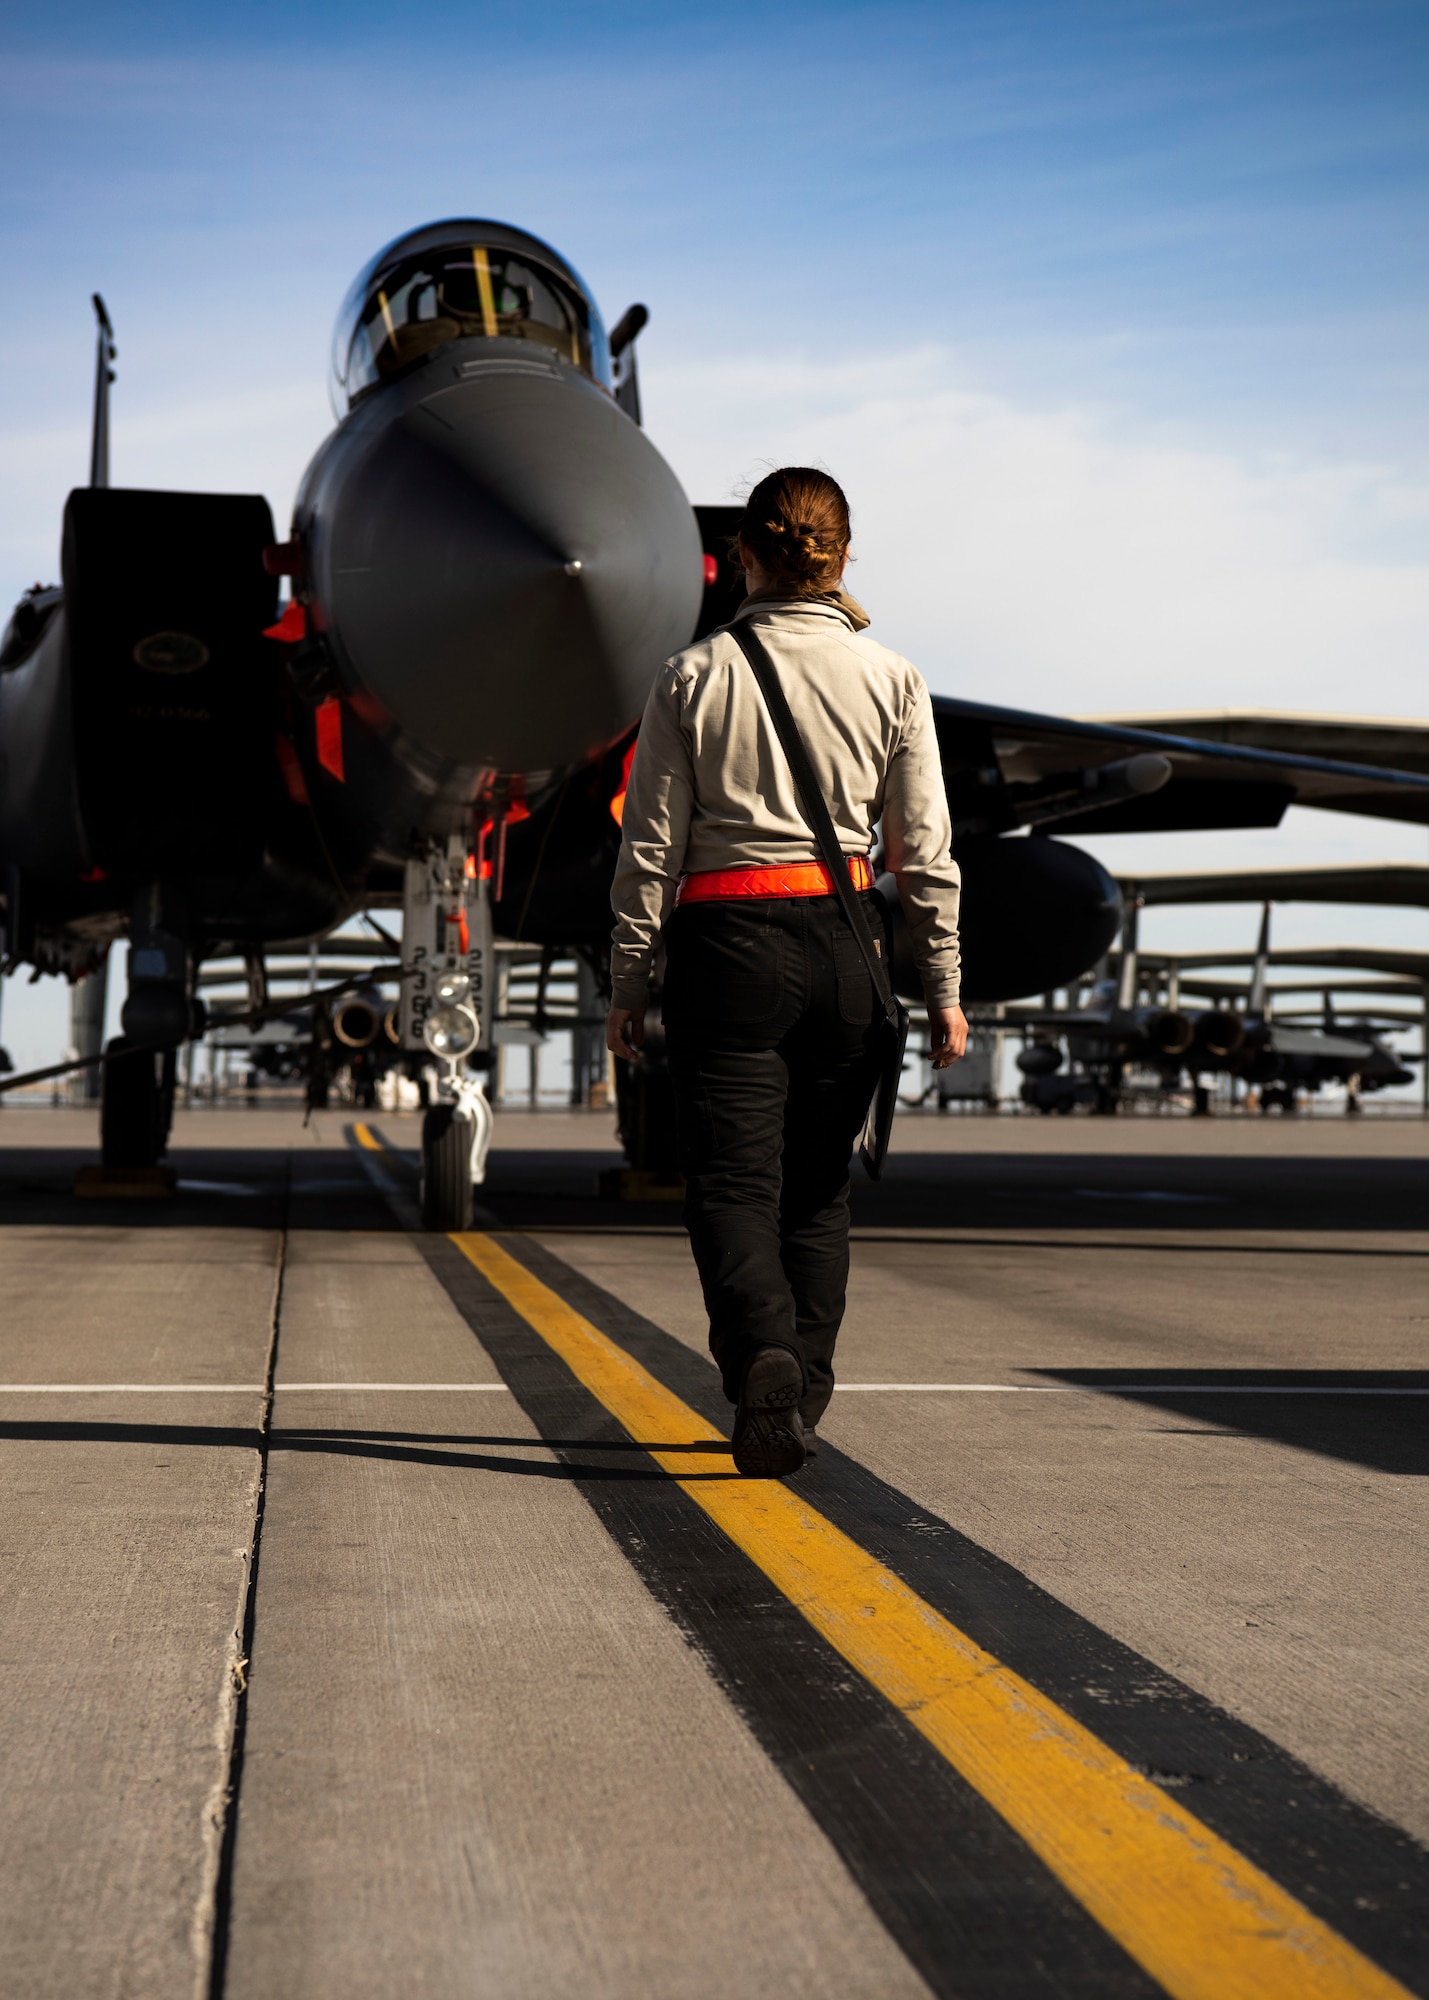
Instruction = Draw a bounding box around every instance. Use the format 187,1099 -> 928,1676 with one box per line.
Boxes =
731,1346 -> 807,1478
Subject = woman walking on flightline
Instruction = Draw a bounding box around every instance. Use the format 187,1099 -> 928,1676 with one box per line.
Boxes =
606,467 -> 966,1477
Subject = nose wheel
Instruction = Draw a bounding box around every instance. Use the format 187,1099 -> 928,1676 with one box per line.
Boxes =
100,1040 -> 177,1168
420,1104 -> 473,1230
402,829 -> 499,1230
420,1091 -> 493,1230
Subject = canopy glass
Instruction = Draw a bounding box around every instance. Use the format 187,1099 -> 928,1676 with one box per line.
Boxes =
334,229 -> 610,407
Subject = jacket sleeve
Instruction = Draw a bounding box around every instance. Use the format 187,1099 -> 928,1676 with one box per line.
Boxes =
609,667 -> 695,1008
881,672 -> 962,1008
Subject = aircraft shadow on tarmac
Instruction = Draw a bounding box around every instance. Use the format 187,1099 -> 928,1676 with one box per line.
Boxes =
0,1148 -> 393,1230
2,1141 -> 1426,1235
448,1145 -> 1429,1235
848,1151 -> 1429,1234
1037,1370 -> 1429,1477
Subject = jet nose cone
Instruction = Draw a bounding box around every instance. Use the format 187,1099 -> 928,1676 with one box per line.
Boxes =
312,359 -> 702,775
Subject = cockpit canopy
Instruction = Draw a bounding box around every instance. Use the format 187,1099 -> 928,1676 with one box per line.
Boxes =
330,219 -> 612,410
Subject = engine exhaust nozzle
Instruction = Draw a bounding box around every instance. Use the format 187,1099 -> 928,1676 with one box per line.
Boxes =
1192,1009 -> 1244,1060
1141,1008 -> 1195,1057
333,997 -> 381,1049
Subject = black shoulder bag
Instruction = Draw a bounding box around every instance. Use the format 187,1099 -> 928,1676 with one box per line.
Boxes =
727,620 -> 909,1181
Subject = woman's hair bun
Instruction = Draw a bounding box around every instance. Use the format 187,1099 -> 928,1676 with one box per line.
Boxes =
734,468 -> 850,592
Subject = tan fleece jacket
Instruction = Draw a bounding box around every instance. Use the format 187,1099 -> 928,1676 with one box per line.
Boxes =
609,594 -> 962,1010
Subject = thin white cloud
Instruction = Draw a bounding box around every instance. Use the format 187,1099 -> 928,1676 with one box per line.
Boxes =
648,346 -> 1429,719
650,347 -> 1429,1068
0,381 -> 332,584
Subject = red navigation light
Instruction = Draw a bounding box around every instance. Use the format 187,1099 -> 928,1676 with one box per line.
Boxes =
702,554 -> 718,587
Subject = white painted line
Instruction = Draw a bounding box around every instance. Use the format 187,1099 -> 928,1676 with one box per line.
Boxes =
835,1384 -> 1071,1393
274,1382 -> 512,1392
0,1384 -> 265,1394
831,1383 -> 1429,1395
0,1382 -> 511,1393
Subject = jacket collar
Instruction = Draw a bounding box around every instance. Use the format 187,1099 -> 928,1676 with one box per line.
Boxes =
735,586 -> 871,634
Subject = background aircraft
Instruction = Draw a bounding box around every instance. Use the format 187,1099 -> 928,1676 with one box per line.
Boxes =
1009,870 -> 1426,1113
3,217 -> 1428,1214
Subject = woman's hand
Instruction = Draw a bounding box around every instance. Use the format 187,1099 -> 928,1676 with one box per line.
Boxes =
929,1005 -> 968,1069
606,1006 -> 647,1061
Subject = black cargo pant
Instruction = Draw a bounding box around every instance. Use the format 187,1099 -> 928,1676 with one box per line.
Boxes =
661,893 -> 884,1426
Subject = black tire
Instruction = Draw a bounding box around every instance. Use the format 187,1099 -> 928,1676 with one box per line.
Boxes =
421,1105 -> 474,1230
101,1039 -> 172,1167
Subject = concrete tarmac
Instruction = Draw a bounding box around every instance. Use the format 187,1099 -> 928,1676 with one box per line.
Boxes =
1,1103 -> 1425,1997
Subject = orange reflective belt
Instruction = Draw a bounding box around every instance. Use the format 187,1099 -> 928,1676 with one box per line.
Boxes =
675,855 -> 873,906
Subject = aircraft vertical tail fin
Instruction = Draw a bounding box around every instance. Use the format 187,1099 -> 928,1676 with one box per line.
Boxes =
89,295 -> 116,489
1248,901 -> 1272,1017
1115,896 -> 1141,1011
610,303 -> 648,426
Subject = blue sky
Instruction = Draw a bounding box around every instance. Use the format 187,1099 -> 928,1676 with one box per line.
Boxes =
3,0 -> 1425,447
1,0 -> 1426,1074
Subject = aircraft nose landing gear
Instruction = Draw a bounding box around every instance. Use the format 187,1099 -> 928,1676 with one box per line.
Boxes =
404,835 -> 496,1231
416,978 -> 496,1230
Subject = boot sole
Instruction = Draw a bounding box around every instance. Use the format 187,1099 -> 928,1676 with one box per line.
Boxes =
732,1348 -> 807,1477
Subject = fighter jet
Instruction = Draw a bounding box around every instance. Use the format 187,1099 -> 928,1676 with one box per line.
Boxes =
1192,907 -> 1415,1108
1012,895 -> 1422,1113
4,217 -> 1429,1215
1126,866 -> 1425,1108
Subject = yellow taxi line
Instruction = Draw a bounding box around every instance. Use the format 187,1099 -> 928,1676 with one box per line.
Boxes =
352,1122 -> 385,1152
451,1229 -> 1411,2000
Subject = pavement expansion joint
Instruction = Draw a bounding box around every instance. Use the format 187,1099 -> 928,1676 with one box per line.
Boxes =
199,1200 -> 289,2000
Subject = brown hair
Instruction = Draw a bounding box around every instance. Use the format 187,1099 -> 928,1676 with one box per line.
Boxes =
734,466 -> 851,595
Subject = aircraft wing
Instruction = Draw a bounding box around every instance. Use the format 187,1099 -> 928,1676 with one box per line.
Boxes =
1079,710 -> 1429,779
1139,945 -> 1429,982
933,697 -> 1429,833
1174,975 -> 1423,1001
1122,862 -> 1429,908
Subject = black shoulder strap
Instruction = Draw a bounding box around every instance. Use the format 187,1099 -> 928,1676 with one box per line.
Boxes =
726,618 -> 900,1027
